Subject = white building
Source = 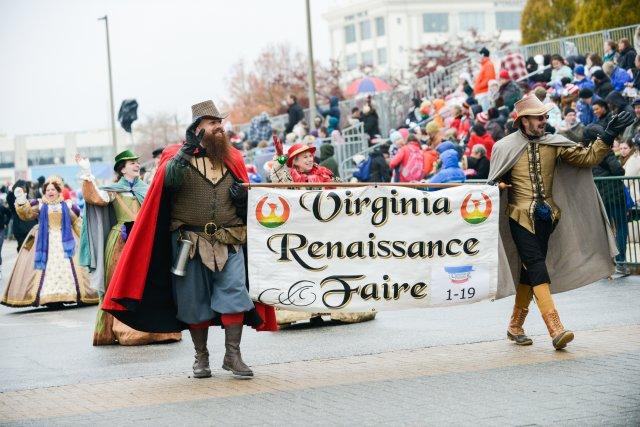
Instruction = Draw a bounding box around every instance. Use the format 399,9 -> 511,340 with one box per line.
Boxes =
0,129 -> 132,183
323,0 -> 525,76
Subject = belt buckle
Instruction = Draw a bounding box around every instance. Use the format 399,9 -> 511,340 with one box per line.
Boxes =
204,221 -> 218,236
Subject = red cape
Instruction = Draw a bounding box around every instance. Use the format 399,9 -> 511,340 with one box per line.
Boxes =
102,143 -> 277,332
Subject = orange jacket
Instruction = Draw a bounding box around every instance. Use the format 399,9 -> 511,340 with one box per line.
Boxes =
474,57 -> 496,95
423,148 -> 439,177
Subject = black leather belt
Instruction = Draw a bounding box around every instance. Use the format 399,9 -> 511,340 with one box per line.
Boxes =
180,222 -> 244,237
181,222 -> 218,236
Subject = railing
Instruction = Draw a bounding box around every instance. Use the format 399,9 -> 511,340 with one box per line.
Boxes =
594,176 -> 640,273
520,24 -> 638,59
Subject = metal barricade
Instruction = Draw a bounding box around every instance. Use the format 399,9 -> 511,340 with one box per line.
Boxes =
594,176 -> 640,272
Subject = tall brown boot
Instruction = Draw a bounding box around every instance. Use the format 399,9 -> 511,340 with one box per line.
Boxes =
222,324 -> 253,378
533,284 -> 574,350
189,328 -> 211,378
541,309 -> 574,350
507,284 -> 533,345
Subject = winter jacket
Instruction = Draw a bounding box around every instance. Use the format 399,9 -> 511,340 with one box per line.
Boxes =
605,91 -> 634,115
617,46 -> 638,71
631,68 -> 640,90
609,66 -> 633,91
369,150 -> 392,183
485,119 -> 505,142
0,205 -> 10,231
594,78 -> 615,99
318,96 -> 341,123
474,57 -> 496,95
467,155 -> 490,180
318,143 -> 339,176
285,102 -> 304,134
550,65 -> 573,84
466,133 -> 495,159
573,77 -> 595,91
361,110 -> 380,139
422,148 -> 439,177
389,142 -> 424,182
593,151 -> 625,207
577,95 -> 601,125
429,149 -> 466,185
497,80 -> 522,112
450,116 -> 471,141
595,112 -> 613,129
622,118 -> 640,145
248,112 -> 273,146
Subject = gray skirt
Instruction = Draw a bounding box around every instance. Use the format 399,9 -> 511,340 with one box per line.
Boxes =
171,231 -> 254,325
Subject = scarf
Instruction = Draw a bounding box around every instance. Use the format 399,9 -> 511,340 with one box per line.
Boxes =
34,200 -> 75,270
100,177 -> 147,205
289,164 -> 334,183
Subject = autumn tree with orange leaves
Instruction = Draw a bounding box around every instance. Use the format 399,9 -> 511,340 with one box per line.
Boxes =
223,43 -> 344,124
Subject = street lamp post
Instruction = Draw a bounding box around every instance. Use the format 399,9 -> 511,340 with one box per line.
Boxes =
98,15 -> 118,157
305,0 -> 318,130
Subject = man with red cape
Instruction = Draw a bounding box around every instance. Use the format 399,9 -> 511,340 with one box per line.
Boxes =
103,100 -> 276,379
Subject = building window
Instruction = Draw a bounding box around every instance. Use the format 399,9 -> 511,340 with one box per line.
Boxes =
346,54 -> 357,71
423,13 -> 449,33
377,47 -> 387,65
0,152 -> 14,168
460,12 -> 485,31
27,148 -> 65,166
78,146 -> 111,163
495,11 -> 521,31
345,24 -> 356,44
362,51 -> 374,66
360,20 -> 371,40
375,17 -> 385,37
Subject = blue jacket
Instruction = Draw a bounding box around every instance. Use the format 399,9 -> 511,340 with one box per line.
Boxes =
573,78 -> 594,91
610,66 -> 632,92
318,96 -> 341,123
429,149 -> 466,187
577,95 -> 602,125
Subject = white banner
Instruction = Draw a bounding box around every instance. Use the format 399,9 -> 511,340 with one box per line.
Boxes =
248,185 -> 499,312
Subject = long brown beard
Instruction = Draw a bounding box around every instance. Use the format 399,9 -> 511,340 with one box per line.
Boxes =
202,130 -> 230,165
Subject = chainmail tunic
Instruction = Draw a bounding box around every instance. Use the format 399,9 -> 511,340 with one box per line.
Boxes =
170,161 -> 246,271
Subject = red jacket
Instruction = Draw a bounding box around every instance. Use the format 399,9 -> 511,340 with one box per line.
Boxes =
389,142 -> 424,182
465,133 -> 495,160
474,57 -> 496,95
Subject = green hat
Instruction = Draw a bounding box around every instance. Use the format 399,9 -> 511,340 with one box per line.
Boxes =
113,149 -> 139,172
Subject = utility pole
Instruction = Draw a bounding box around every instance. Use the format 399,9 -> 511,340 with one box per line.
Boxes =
98,15 -> 118,157
305,0 -> 318,130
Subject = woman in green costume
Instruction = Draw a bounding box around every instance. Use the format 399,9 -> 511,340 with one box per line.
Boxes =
78,150 -> 181,346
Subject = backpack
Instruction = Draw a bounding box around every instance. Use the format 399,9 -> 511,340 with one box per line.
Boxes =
353,157 -> 372,182
401,146 -> 424,181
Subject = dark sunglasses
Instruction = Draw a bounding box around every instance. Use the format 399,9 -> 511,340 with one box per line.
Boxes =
530,114 -> 549,121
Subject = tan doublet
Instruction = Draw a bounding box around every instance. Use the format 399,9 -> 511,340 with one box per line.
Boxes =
506,139 -> 610,233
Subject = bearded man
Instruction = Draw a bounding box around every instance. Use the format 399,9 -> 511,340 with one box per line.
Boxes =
488,95 -> 633,350
101,101 -> 276,379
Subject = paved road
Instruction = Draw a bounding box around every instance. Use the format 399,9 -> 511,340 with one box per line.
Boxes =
1,239 -> 639,426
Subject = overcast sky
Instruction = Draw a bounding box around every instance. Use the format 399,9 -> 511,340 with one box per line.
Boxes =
0,0 -> 338,136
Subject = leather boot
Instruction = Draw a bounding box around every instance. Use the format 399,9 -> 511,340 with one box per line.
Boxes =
222,324 -> 253,378
541,309 -> 574,350
189,328 -> 211,378
507,306 -> 533,345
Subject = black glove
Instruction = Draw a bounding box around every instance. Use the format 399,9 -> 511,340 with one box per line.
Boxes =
602,111 -> 635,145
229,180 -> 248,223
182,119 -> 205,156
